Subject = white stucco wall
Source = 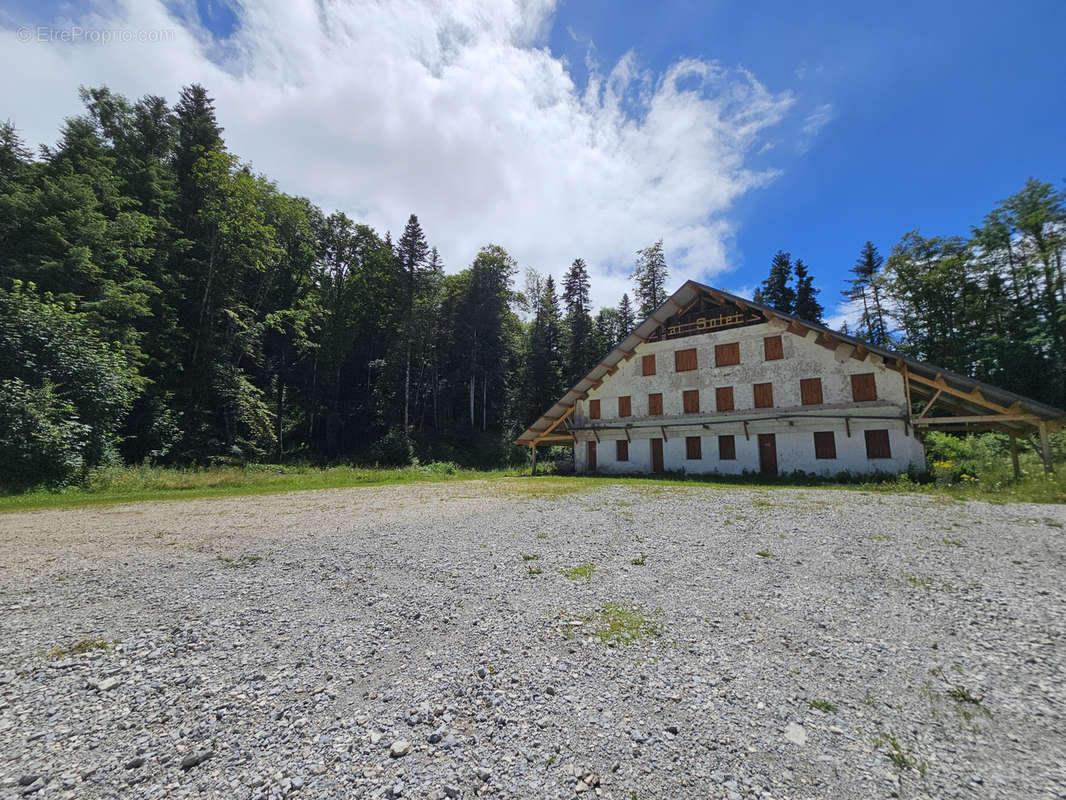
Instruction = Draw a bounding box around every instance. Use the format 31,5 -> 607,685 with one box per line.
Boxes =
572,320 -> 925,475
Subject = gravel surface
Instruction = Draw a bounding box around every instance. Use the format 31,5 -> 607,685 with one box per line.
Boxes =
1,481 -> 1064,799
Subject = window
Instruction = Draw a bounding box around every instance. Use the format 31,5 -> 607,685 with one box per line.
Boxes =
715,342 -> 740,367
648,392 -> 663,416
865,429 -> 892,459
813,431 -> 837,459
616,440 -> 629,462
618,395 -> 632,418
753,382 -> 774,409
685,436 -> 702,460
716,386 -> 735,412
642,354 -> 656,376
674,348 -> 698,372
800,377 -> 823,406
589,399 -> 600,419
851,373 -> 877,402
764,335 -> 784,361
718,434 -> 736,460
683,389 -> 700,414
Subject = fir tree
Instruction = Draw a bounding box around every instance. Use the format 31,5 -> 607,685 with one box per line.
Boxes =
847,242 -> 890,346
617,293 -> 635,339
793,259 -> 824,323
396,214 -> 429,433
753,250 -> 796,313
562,258 -> 594,385
632,239 -> 669,317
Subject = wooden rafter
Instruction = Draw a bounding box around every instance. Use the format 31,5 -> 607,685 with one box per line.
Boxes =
907,372 -> 1015,416
915,389 -> 942,422
914,414 -> 1042,426
531,405 -> 575,445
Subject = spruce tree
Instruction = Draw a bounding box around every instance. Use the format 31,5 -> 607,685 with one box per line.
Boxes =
617,293 -> 635,339
753,250 -> 796,313
396,214 -> 429,433
632,239 -> 669,317
847,242 -> 890,346
562,258 -> 594,385
793,259 -> 824,323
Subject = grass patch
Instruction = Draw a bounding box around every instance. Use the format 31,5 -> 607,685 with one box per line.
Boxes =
521,553 -> 540,561
946,685 -> 983,704
941,538 -> 965,547
49,636 -> 112,659
630,553 -> 647,566
755,550 -> 773,558
5,456 -> 1064,515
561,563 -> 596,581
808,699 -> 838,713
526,564 -> 543,576
874,731 -> 927,775
560,604 -> 663,644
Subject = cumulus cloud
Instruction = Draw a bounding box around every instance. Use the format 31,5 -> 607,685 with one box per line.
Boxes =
2,0 -> 801,309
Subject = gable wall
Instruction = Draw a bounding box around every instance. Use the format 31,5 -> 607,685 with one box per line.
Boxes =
572,319 -> 925,475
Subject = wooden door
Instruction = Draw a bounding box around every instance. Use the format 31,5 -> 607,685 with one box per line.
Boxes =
758,433 -> 777,475
650,438 -> 664,473
587,441 -> 597,472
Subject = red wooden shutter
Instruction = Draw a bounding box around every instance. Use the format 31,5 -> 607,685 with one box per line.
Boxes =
674,348 -> 698,372
715,342 -> 740,366
753,382 -> 774,409
683,389 -> 700,414
716,386 -> 734,412
587,441 -> 597,471
851,373 -> 877,402
618,395 -> 632,417
865,429 -> 891,459
800,377 -> 823,406
763,335 -> 783,361
813,431 -> 836,459
685,436 -> 702,460
589,399 -> 600,419
718,434 -> 736,460
616,440 -> 629,462
648,393 -> 663,416
642,354 -> 656,376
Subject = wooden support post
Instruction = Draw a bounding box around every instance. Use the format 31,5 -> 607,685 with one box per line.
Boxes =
530,444 -> 537,476
1009,434 -> 1020,480
845,417 -> 851,438
743,421 -> 750,441
1039,421 -> 1054,474
660,425 -> 668,442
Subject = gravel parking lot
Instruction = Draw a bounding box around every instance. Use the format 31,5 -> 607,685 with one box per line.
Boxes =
1,481 -> 1064,799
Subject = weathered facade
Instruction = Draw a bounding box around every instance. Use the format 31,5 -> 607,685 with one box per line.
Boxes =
517,281 -> 1065,476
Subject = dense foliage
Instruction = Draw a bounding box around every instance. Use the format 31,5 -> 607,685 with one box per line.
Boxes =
0,85 -> 679,484
1,85 -> 1061,489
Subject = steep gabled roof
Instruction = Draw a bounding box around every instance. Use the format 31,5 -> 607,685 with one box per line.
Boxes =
516,280 -> 1066,445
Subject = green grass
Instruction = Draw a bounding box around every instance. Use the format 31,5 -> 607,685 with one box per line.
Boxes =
0,463 -> 521,513
560,603 -> 663,644
3,458 -> 1064,514
756,550 -> 773,558
49,636 -> 112,659
561,563 -> 596,581
808,699 -> 838,713
630,553 -> 647,566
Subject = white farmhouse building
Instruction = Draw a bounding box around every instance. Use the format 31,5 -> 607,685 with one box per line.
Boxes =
517,281 -> 1064,476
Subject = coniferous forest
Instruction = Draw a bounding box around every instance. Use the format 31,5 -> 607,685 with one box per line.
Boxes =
1,85 -> 1064,489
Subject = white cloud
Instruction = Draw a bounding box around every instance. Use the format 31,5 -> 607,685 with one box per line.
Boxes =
2,0 -> 802,310
824,297 -> 864,332
796,102 -> 834,154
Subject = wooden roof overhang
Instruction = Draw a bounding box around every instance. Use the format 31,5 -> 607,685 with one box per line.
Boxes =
515,281 -> 1066,449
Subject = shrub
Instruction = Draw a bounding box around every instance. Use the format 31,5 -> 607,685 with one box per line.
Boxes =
367,429 -> 415,466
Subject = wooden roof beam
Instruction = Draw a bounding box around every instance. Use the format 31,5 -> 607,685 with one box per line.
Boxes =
531,405 -> 576,445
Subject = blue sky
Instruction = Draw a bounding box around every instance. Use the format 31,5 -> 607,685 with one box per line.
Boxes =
549,0 -> 1066,313
2,0 -> 1064,322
